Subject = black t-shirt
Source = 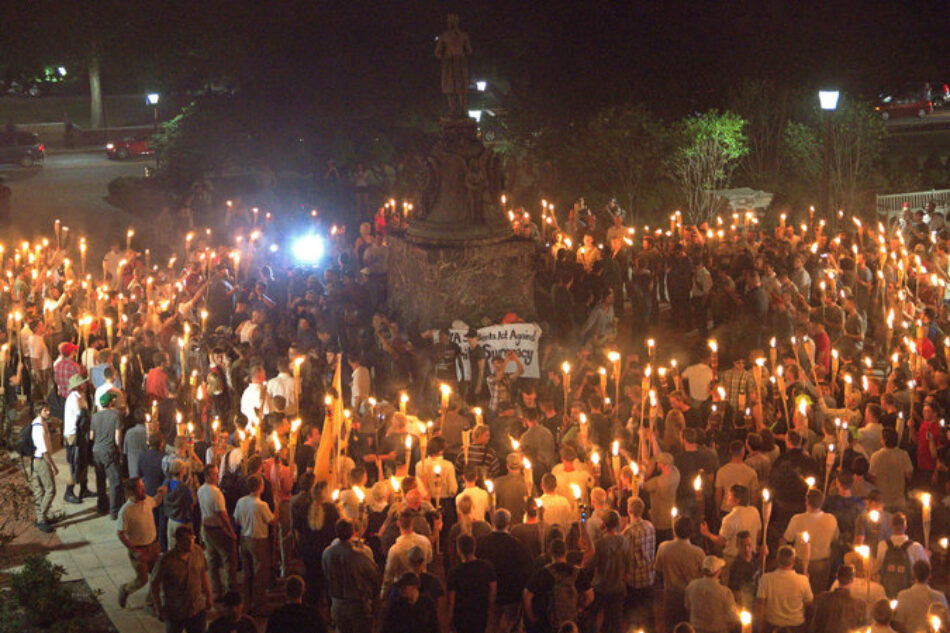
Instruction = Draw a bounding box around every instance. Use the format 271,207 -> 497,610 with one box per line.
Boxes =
674,448 -> 718,502
264,603 -> 326,633
726,556 -> 758,593
476,531 -> 533,605
294,442 -> 316,478
464,345 -> 487,383
434,342 -> 460,382
382,594 -> 441,633
447,558 -> 497,633
525,562 -> 591,630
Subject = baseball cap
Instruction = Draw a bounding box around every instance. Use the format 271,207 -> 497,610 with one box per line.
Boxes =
99,392 -> 116,408
59,342 -> 78,356
702,555 -> 725,574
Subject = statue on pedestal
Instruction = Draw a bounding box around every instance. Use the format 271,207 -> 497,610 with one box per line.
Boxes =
434,14 -> 471,117
406,16 -> 511,245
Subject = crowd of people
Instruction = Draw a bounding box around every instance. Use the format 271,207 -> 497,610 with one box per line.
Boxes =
9,195 -> 950,633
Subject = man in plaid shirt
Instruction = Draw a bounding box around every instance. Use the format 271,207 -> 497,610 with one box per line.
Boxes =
54,342 -> 83,398
486,351 -> 524,413
622,497 -> 656,596
719,357 -> 755,411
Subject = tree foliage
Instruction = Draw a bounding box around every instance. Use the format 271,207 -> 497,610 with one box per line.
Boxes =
547,105 -> 675,215
727,79 -> 806,188
673,110 -> 749,223
782,99 -> 885,212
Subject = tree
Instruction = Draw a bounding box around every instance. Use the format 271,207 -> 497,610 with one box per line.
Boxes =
726,79 -> 805,188
673,111 -> 749,223
530,105 -> 674,216
783,99 -> 885,212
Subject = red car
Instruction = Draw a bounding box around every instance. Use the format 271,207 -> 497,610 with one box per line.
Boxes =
105,136 -> 154,159
874,92 -> 933,120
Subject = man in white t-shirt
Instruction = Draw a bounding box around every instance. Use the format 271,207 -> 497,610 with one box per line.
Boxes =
117,477 -> 166,609
381,508 -> 434,597
349,356 -> 371,413
783,488 -> 839,594
551,445 -> 594,512
197,464 -> 237,600
537,472 -> 574,530
681,359 -> 714,405
233,474 -> 277,612
455,465 -> 491,522
701,484 -> 761,563
29,404 -> 58,532
756,545 -> 813,630
62,374 -> 90,504
266,357 -> 297,416
239,365 -> 269,429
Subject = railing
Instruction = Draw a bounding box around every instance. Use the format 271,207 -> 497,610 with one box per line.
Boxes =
875,189 -> 950,217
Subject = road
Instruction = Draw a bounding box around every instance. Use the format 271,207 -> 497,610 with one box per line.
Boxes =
1,151 -> 148,261
885,107 -> 950,130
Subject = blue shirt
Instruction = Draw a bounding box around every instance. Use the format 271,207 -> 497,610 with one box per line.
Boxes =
90,363 -> 122,390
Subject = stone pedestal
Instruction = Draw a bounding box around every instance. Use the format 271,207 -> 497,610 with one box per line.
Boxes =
387,233 -> 536,330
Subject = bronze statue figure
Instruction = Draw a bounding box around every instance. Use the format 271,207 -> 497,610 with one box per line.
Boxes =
434,14 -> 471,116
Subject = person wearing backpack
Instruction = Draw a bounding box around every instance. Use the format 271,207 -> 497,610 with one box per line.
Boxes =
872,512 -> 928,598
523,537 -> 593,633
23,403 -> 58,532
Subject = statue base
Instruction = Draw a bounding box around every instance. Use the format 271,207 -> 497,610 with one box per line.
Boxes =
386,233 -> 536,331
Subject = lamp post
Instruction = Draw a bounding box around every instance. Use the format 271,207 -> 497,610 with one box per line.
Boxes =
147,93 -> 160,133
818,90 -> 839,230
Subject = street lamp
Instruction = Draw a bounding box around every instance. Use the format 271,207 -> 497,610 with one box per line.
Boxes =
475,80 -> 487,92
818,90 -> 839,230
146,92 -> 160,133
467,109 -> 483,122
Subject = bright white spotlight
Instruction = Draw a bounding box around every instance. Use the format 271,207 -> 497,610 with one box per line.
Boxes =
468,109 -> 482,122
475,80 -> 487,92
292,234 -> 325,264
818,90 -> 839,111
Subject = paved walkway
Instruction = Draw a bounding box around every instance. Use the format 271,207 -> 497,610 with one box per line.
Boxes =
13,442 -> 165,633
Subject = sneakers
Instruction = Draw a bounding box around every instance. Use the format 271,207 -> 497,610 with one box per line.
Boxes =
117,586 -> 128,608
79,489 -> 97,500
64,491 -> 81,504
34,521 -> 54,533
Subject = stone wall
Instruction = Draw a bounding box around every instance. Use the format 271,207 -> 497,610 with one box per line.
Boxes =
387,234 -> 537,330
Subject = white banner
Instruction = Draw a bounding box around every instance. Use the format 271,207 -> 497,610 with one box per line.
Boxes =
449,323 -> 543,380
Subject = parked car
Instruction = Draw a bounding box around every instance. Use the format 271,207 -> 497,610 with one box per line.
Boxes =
105,137 -> 154,160
0,131 -> 45,167
875,86 -> 934,120
931,82 -> 949,108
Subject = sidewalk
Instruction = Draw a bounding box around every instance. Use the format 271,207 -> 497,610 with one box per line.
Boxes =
17,443 -> 163,633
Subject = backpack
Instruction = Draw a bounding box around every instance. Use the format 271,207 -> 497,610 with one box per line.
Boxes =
545,563 -> 579,630
219,449 -> 243,494
17,422 -> 37,458
880,540 -> 914,598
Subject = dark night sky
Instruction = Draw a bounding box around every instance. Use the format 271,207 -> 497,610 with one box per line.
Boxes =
4,0 -> 948,118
